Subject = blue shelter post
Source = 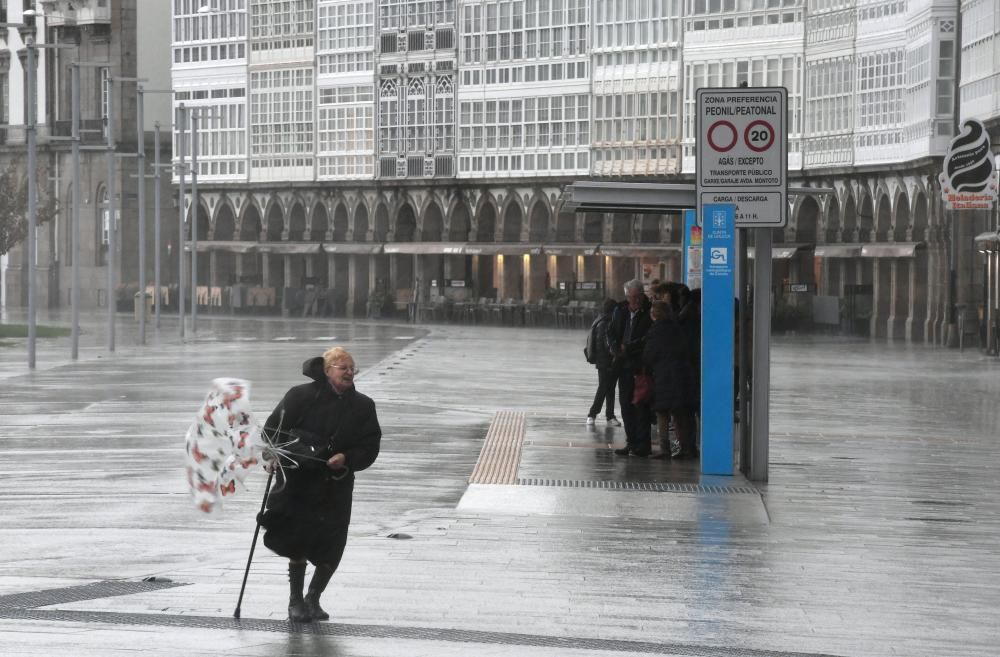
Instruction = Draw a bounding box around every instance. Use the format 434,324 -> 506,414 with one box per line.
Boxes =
700,204 -> 736,475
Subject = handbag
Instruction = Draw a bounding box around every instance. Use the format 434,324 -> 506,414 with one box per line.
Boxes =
632,371 -> 653,405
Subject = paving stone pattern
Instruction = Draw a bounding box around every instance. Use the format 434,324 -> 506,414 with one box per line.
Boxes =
0,311 -> 997,657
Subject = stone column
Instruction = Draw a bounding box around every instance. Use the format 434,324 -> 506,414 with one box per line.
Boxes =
887,259 -> 909,341
908,251 -> 928,343
209,251 -> 218,286
870,258 -> 890,338
346,254 -> 357,319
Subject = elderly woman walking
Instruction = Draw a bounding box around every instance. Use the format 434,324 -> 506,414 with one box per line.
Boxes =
260,346 -> 382,622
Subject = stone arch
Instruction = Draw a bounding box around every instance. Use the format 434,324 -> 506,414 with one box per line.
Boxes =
795,196 -> 820,244
354,204 -> 370,241
502,200 -> 523,242
310,202 -> 329,241
857,192 -> 875,242
288,202 -> 307,241
893,189 -> 910,242
583,212 -> 603,242
842,193 -> 857,241
240,203 -> 262,241
475,201 -> 497,242
332,202 -> 350,241
875,193 -> 892,242
264,198 -> 285,241
213,202 -> 237,241
449,199 -> 472,241
423,201 -> 444,241
190,197 -> 210,241
395,203 -> 417,242
372,202 -> 389,242
213,202 -> 238,285
825,195 -> 841,242
528,200 -> 550,242
911,192 -> 929,243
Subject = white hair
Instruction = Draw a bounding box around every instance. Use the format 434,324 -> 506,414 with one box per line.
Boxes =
623,279 -> 643,294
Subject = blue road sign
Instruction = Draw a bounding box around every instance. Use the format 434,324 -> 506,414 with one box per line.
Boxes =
700,204 -> 736,475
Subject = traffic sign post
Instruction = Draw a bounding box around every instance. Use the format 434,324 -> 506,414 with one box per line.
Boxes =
696,87 -> 788,228
696,87 -> 788,483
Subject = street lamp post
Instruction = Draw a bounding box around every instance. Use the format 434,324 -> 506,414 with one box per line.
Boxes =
105,71 -> 117,352
1,13 -> 40,368
154,120 -> 162,329
25,32 -> 37,368
137,86 -> 147,344
177,103 -> 187,339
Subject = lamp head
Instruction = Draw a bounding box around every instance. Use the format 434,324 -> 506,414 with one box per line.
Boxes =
18,8 -> 38,41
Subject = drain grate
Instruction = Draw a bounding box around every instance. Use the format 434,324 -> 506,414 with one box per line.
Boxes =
517,478 -> 759,495
0,608 -> 844,657
0,580 -> 186,610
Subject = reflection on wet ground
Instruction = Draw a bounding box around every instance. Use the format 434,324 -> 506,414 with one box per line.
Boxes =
0,313 -> 997,657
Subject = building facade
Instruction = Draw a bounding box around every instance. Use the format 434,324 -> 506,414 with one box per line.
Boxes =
1,0 -> 174,313
6,1 -> 998,345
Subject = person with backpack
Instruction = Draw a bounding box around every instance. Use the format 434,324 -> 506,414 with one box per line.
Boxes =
585,298 -> 622,426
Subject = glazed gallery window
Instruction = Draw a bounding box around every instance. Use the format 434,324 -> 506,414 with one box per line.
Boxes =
250,0 -> 314,50
379,0 -> 455,30
318,85 -> 375,179
250,68 -> 314,170
857,48 -> 904,128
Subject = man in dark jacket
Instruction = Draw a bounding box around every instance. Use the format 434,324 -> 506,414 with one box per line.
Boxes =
261,347 -> 381,623
606,279 -> 654,456
586,298 -> 622,426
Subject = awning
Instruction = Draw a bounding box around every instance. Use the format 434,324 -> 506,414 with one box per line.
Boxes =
860,242 -> 923,258
256,243 -> 322,255
462,242 -> 544,256
975,232 -> 1000,252
814,243 -> 863,258
597,244 -> 682,258
747,244 -> 812,259
383,242 -> 469,255
542,243 -> 600,256
321,243 -> 384,255
183,240 -> 257,254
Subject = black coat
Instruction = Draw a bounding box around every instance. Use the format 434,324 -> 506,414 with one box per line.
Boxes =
642,318 -> 695,412
607,298 -> 654,374
260,356 -> 381,566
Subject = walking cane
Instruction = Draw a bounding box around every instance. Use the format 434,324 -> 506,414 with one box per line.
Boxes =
234,469 -> 274,619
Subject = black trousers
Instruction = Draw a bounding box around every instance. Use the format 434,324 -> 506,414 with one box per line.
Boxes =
618,372 -> 652,450
587,368 -> 619,419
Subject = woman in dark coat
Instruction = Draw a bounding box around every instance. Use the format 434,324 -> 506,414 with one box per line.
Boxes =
642,301 -> 695,458
261,347 -> 381,622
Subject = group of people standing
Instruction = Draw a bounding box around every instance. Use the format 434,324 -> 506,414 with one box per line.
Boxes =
585,279 -> 701,459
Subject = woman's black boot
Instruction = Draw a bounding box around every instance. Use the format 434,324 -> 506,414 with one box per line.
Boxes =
287,561 -> 310,622
304,565 -> 334,621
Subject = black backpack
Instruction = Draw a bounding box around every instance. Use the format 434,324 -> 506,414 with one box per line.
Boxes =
584,321 -> 599,364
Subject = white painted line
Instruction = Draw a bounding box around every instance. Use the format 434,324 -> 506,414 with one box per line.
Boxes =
272,337 -> 297,341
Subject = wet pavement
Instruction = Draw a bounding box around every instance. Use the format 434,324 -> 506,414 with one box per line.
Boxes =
0,310 -> 998,656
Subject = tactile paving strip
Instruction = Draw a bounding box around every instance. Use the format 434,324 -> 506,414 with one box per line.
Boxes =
518,478 -> 759,495
0,579 -> 185,610
0,608 -> 844,657
468,410 -> 526,484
